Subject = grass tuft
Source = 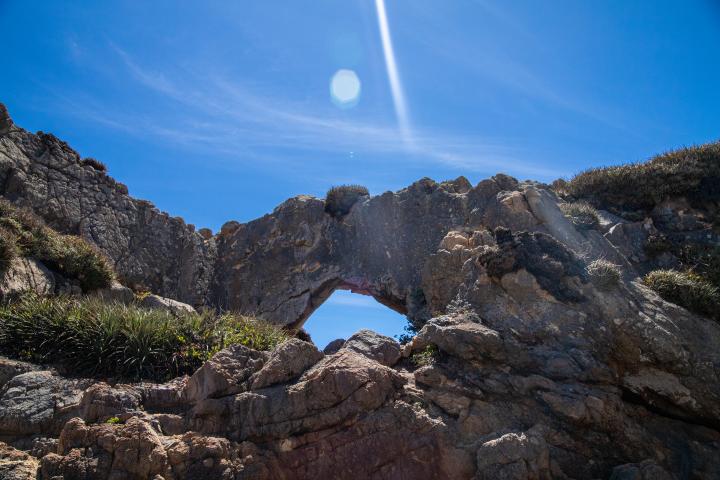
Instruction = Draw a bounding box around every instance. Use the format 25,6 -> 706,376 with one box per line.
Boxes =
586,259 -> 621,289
324,185 -> 369,218
0,294 -> 288,380
559,201 -> 600,230
643,269 -> 720,321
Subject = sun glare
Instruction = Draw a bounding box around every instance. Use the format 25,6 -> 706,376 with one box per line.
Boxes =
330,69 -> 361,108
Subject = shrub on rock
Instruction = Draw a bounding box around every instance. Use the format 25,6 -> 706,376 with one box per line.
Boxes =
643,269 -> 720,321
81,157 -> 107,172
559,201 -> 600,230
324,185 -> 369,217
586,259 -> 621,289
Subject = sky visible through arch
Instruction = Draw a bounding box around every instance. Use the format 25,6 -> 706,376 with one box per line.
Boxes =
2,1 -> 719,342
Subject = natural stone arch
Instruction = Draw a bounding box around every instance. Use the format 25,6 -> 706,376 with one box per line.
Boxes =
286,277 -> 410,332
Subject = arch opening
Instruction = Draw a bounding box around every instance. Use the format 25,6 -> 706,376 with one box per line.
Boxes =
302,289 -> 410,351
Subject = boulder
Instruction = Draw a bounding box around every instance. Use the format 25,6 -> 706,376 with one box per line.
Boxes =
323,338 -> 345,354
342,329 -> 401,367
0,257 -> 54,299
185,344 -> 267,402
249,338 -> 323,389
140,293 -> 196,315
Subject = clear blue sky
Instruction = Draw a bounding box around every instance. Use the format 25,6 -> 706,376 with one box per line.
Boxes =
2,1 -> 719,346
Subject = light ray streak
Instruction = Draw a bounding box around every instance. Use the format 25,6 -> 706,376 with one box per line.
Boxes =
375,0 -> 412,144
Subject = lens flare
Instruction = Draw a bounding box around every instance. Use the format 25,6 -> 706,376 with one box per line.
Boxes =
330,69 -> 361,108
375,0 -> 411,143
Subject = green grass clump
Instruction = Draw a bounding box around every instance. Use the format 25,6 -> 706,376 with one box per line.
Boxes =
324,185 -> 369,218
586,259 -> 621,289
410,345 -> 438,367
105,416 -> 122,425
0,199 -> 114,291
559,201 -> 600,230
0,294 -> 288,380
567,142 -> 720,209
643,269 -> 720,321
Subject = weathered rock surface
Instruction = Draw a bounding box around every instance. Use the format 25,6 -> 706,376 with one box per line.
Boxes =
1,105 -> 720,479
0,104 -> 215,306
0,257 -> 55,300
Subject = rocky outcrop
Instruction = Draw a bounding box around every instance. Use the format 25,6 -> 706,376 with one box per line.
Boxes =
0,104 -> 215,306
1,104 -> 720,478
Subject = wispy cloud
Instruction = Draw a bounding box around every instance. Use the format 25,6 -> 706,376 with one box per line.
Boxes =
58,43 -> 558,179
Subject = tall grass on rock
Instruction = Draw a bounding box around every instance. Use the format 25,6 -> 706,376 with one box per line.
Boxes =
567,142 -> 720,209
586,259 -> 621,289
0,294 -> 288,380
324,185 -> 369,218
0,199 -> 114,290
559,201 -> 600,230
643,269 -> 720,321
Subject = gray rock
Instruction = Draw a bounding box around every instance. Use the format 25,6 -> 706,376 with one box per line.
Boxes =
250,338 -> 323,389
0,371 -> 88,436
342,329 -> 401,367
0,104 -> 215,306
0,257 -> 54,300
0,357 -> 38,390
140,293 -> 196,315
185,344 -> 267,402
323,338 -> 345,354
89,280 -> 135,304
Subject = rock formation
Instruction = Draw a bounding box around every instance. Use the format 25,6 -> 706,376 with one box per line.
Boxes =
1,103 -> 719,479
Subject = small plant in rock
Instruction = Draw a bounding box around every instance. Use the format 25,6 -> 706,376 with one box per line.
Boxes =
644,234 -> 673,258
643,269 -> 720,321
105,416 -> 122,425
81,157 -> 107,172
559,201 -> 600,230
411,345 -> 438,367
586,259 -> 621,289
0,228 -> 18,274
324,185 -> 369,218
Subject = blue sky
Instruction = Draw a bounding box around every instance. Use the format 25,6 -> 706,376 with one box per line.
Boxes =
2,1 -> 719,346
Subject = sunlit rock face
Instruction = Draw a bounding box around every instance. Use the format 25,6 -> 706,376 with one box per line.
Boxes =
1,104 -> 720,479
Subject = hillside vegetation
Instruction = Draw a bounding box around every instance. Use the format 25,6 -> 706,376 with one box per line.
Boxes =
566,142 -> 720,210
0,294 -> 288,380
0,199 -> 114,291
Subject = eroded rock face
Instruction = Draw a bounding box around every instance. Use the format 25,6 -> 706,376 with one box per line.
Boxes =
0,105 -> 215,306
1,105 -> 720,479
